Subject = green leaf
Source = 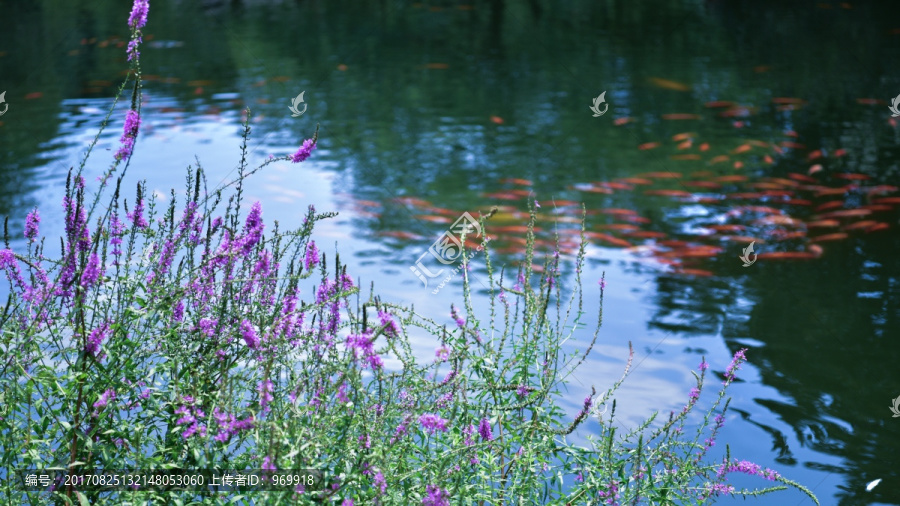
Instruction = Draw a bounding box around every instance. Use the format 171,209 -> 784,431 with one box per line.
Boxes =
76,491 -> 90,506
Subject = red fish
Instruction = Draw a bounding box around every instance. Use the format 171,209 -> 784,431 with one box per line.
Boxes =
705,224 -> 746,232
662,113 -> 702,120
712,175 -> 749,183
672,154 -> 702,161
704,101 -> 737,108
644,189 -> 692,197
733,144 -> 752,154
618,177 -> 654,185
772,97 -> 807,105
624,230 -> 668,239
596,208 -> 638,216
865,222 -> 890,233
599,224 -> 640,231
676,140 -> 693,150
809,232 -> 849,242
788,173 -> 818,183
638,142 -> 661,150
600,182 -> 635,191
806,219 -> 841,228
614,117 -> 635,126
490,116 -> 504,124
500,178 -> 533,186
671,268 -> 715,277
636,172 -> 682,180
833,148 -> 848,157
833,173 -> 871,181
813,201 -> 845,213
585,232 -> 632,248
757,251 -> 818,260
649,77 -> 691,91
719,107 -> 755,118
782,141 -> 807,150
785,199 -> 813,206
684,181 -> 722,189
808,150 -> 824,160
816,209 -> 872,219
842,220 -> 878,232
872,197 -> 900,205
709,155 -> 730,164
672,132 -> 695,141
700,143 -> 710,152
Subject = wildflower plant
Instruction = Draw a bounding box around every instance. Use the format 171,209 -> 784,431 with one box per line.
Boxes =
0,1 -> 820,505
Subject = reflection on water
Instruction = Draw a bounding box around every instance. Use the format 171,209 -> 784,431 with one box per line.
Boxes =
1,0 -> 900,504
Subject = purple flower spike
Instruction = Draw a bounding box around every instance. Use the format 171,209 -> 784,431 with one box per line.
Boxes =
723,348 -> 749,384
128,0 -> 150,30
25,208 -> 40,241
241,319 -> 259,349
478,417 -> 492,441
291,137 -> 317,163
418,413 -> 449,434
115,109 -> 142,161
423,485 -> 450,506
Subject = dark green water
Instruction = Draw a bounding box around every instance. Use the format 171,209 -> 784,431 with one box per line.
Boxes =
1,0 -> 899,504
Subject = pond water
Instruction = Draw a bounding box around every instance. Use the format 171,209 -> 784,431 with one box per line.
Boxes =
1,0 -> 899,504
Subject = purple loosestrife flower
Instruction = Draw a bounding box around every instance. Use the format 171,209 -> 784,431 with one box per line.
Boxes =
291,137 -> 317,163
81,252 -> 102,288
373,472 -> 386,495
0,249 -> 27,291
378,309 -> 400,338
304,240 -> 319,271
128,0 -> 149,29
258,379 -> 274,410
262,456 -> 276,472
423,485 -> 450,506
723,348 -> 749,384
173,300 -> 184,322
93,389 -> 116,410
463,424 -> 475,446
24,208 -> 40,241
703,482 -> 736,499
109,212 -> 126,258
115,109 -> 142,161
241,319 -> 259,349
337,382 -> 350,403
435,346 -> 450,362
478,417 -> 492,441
241,202 -> 264,253
341,500 -> 353,506
699,358 -> 709,372
85,323 -> 110,356
128,195 -> 148,228
126,38 -> 141,62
